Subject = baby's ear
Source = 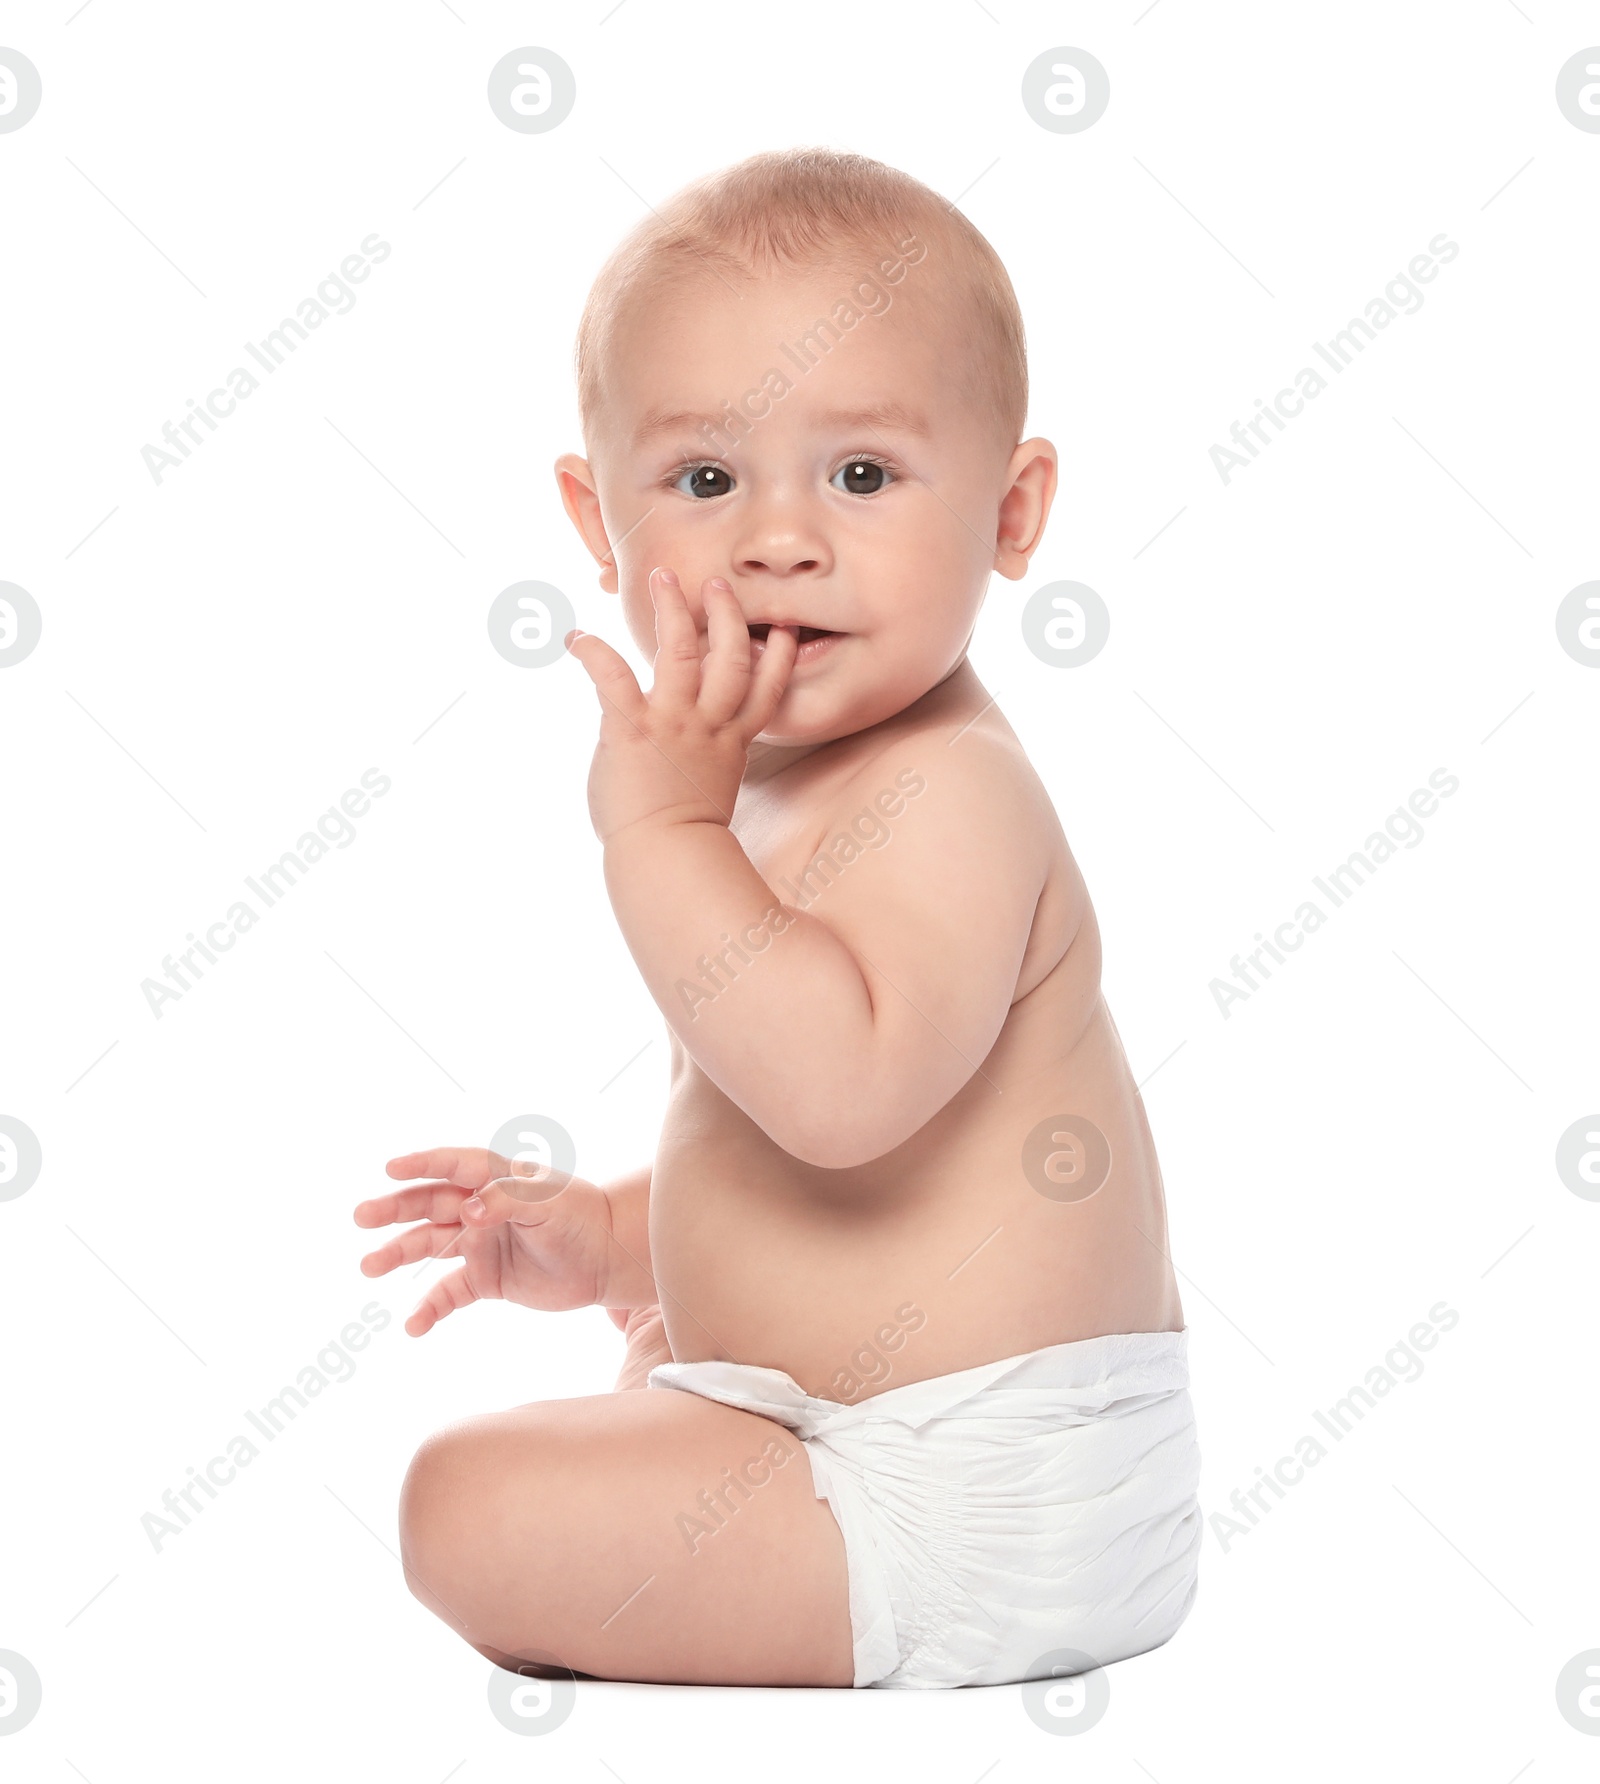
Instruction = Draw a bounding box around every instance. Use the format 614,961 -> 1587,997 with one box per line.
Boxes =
993,439 -> 1059,581
553,453 -> 618,594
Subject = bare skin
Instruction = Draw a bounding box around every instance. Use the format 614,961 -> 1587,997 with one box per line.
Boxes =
355,230 -> 1182,1686
642,656 -> 1182,1392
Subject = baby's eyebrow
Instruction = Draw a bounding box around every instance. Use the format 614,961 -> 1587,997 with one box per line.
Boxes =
630,410 -> 726,447
631,400 -> 932,448
813,403 -> 932,439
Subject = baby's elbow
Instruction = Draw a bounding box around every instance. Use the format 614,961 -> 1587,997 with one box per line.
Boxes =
786,1132 -> 881,1171
766,1104 -> 910,1172
751,1050 -> 956,1168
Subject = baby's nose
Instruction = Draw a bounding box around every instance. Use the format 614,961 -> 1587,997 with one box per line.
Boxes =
730,490 -> 831,581
736,543 -> 821,577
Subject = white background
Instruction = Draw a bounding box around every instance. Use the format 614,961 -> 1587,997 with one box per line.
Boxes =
2,2 -> 1597,1778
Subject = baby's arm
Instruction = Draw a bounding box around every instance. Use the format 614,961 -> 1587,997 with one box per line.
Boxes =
606,740 -> 1047,1166
568,571 -> 1053,1168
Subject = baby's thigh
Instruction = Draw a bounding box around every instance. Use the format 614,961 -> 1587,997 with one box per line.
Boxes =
399,1387 -> 854,1687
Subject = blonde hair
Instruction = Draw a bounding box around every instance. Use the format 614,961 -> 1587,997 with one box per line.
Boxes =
573,146 -> 1028,450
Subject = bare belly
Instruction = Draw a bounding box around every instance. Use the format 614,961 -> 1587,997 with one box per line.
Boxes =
649,958 -> 1184,1401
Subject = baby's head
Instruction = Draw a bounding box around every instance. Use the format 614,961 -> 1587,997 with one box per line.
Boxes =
555,147 -> 1056,745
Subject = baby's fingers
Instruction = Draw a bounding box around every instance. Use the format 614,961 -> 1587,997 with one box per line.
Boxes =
742,623 -> 799,737
698,578 -> 753,720
644,568 -> 703,708
359,1219 -> 465,1278
385,1147 -> 509,1189
355,1182 -> 469,1231
460,1173 -> 569,1228
566,629 -> 648,724
405,1264 -> 480,1337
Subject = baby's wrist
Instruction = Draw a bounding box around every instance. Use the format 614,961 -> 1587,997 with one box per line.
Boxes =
596,1166 -> 656,1307
601,808 -> 727,856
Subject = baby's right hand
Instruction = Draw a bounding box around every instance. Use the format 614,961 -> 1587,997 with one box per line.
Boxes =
354,1147 -> 614,1337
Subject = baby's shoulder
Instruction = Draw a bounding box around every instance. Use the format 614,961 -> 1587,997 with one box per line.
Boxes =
809,704 -> 1089,995
859,697 -> 1055,812
828,701 -> 1065,875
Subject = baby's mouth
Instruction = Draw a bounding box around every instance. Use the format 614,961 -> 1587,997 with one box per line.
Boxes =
747,623 -> 838,644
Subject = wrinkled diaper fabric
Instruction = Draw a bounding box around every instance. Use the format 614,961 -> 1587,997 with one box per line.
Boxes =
649,1326 -> 1202,1688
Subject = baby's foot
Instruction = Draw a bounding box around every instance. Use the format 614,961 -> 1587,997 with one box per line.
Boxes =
611,1303 -> 673,1390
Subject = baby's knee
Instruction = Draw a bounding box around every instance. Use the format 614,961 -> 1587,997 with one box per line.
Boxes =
400,1423 -> 458,1543
398,1420 -> 499,1609
397,1414 -> 563,1649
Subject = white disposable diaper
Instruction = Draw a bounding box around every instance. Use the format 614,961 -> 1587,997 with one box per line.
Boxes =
649,1327 -> 1202,1688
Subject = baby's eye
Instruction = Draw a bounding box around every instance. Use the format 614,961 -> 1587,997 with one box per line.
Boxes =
671,463 -> 735,499
831,457 -> 893,496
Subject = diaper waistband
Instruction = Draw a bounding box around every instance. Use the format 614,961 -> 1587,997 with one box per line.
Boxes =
648,1327 -> 1191,1439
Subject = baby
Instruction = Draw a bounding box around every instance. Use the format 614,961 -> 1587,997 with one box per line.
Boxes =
354,147 -> 1201,1691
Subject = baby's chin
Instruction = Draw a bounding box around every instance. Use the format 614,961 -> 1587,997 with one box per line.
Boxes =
753,694 -> 865,749
755,678 -> 928,748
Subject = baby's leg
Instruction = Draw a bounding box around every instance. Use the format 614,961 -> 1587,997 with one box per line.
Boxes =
400,1385 -> 854,1686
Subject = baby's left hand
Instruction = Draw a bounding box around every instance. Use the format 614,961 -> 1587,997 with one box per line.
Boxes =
566,567 -> 798,845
